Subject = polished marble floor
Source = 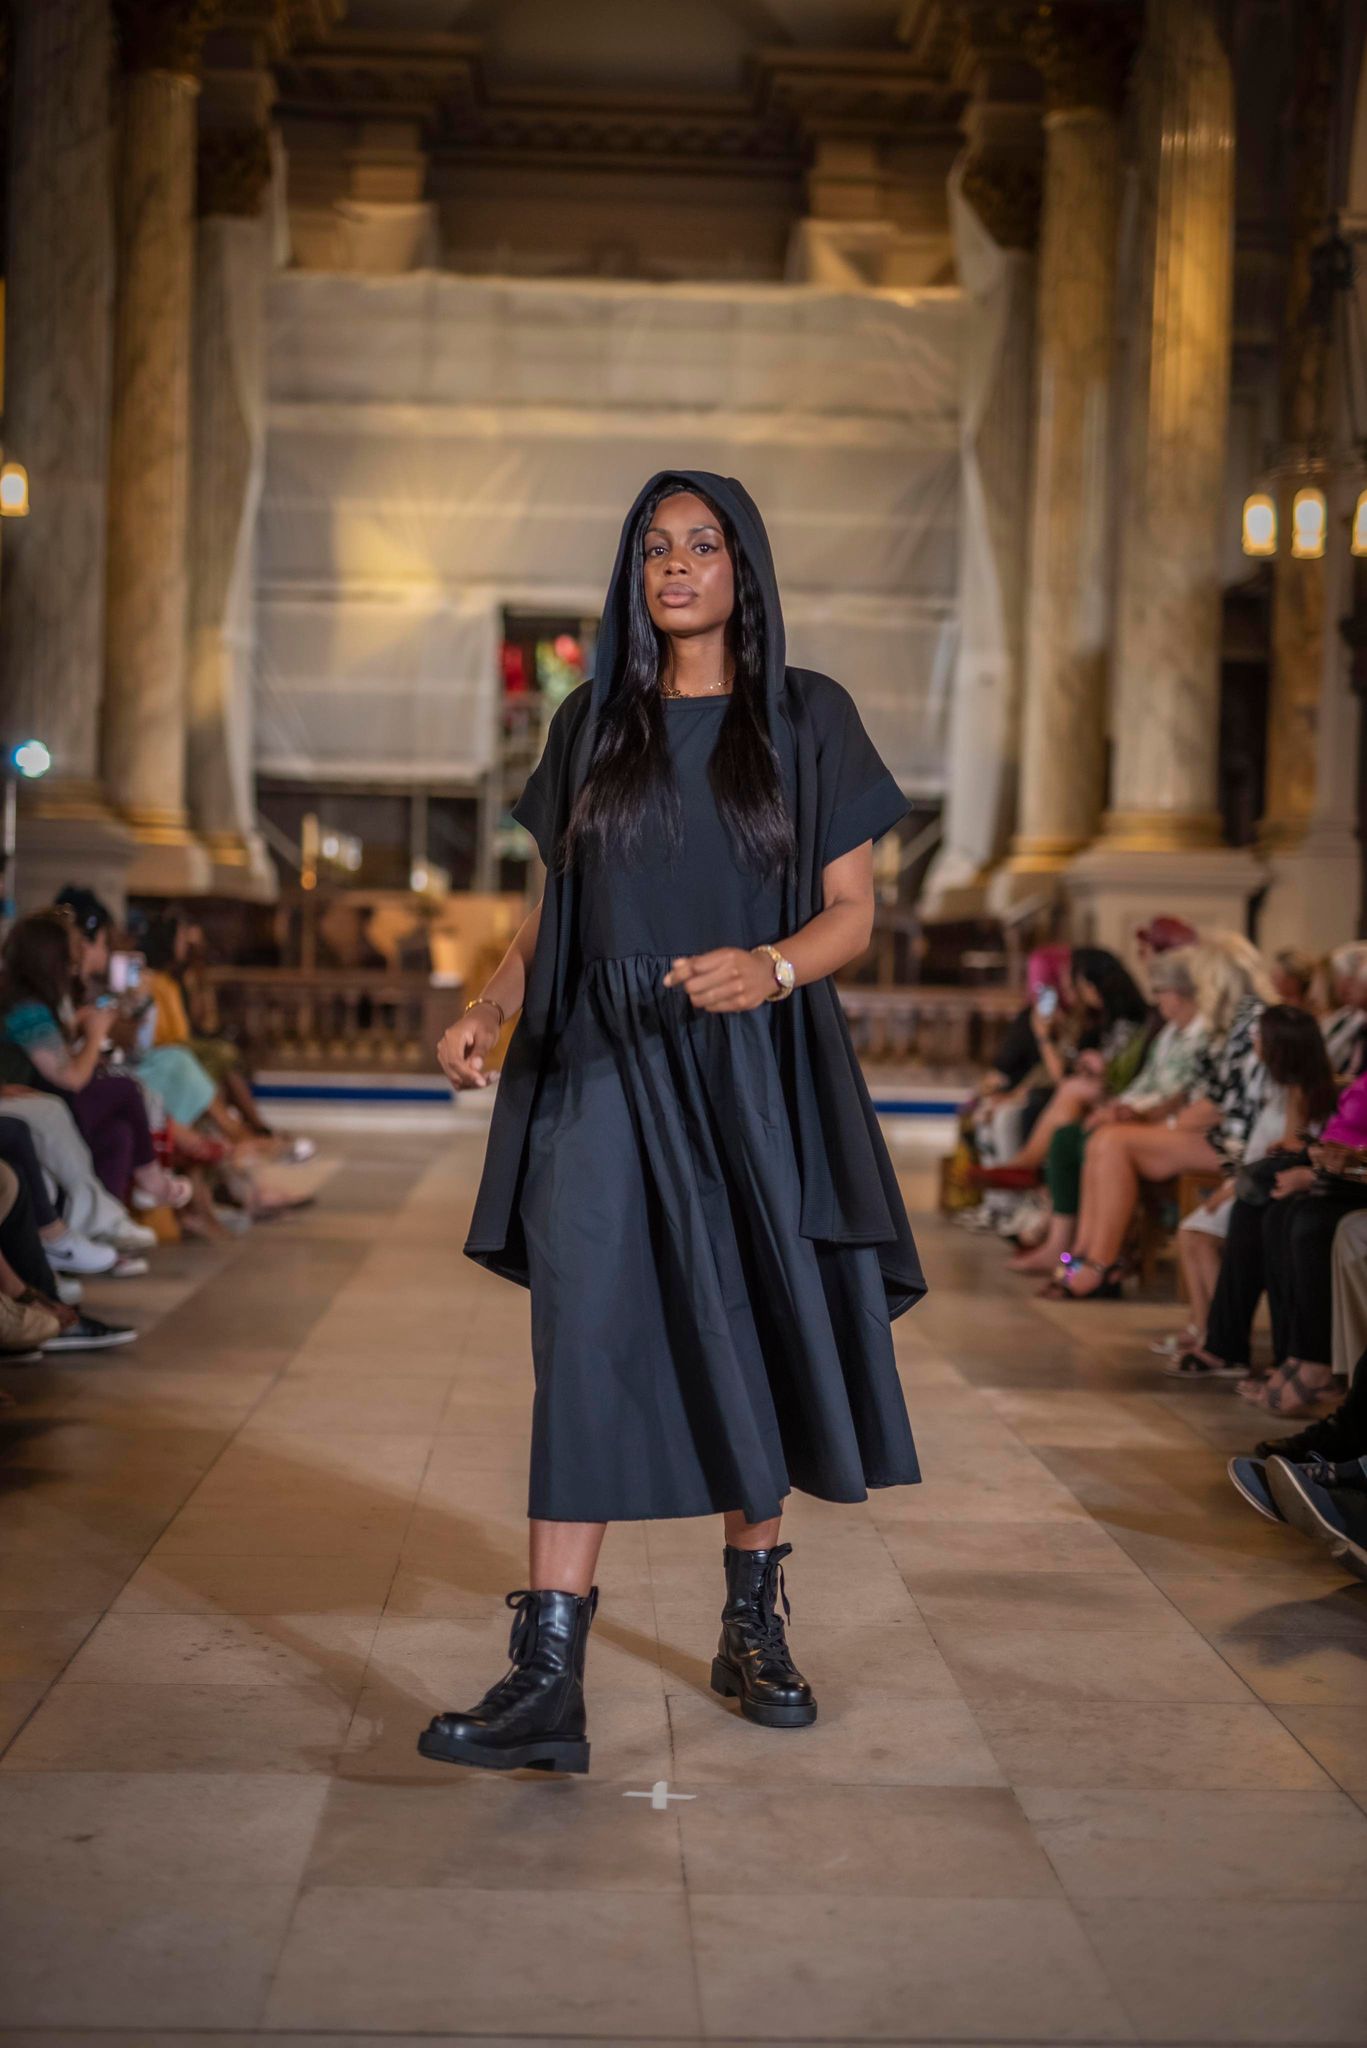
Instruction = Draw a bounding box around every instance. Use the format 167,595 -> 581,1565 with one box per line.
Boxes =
1,1119 -> 1365,2046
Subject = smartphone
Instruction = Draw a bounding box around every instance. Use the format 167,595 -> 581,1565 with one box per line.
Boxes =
1034,986 -> 1059,1019
108,950 -> 144,994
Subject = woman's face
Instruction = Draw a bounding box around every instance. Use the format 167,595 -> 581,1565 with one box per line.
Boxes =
1076,974 -> 1101,1011
1156,987 -> 1195,1025
80,928 -> 109,980
641,492 -> 735,641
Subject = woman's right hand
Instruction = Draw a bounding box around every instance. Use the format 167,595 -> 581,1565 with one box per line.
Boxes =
437,1010 -> 501,1090
74,1002 -> 109,1046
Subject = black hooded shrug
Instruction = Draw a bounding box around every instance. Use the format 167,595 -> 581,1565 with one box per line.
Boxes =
464,471 -> 927,1325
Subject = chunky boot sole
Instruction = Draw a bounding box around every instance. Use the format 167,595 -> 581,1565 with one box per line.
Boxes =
416,1727 -> 590,1774
711,1656 -> 817,1728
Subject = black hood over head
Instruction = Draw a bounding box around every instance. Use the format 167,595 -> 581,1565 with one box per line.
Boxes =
572,468 -> 790,801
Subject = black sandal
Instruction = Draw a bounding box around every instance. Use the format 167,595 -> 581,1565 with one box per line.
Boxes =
1164,1350 -> 1249,1381
1059,1259 -> 1125,1301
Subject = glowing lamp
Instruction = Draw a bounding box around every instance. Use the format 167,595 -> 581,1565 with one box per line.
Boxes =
1290,486 -> 1327,559
0,462 -> 30,517
11,739 -> 50,779
1241,492 -> 1277,557
1352,487 -> 1367,558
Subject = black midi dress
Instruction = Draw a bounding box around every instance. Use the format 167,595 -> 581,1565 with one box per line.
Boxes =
518,691 -> 921,1525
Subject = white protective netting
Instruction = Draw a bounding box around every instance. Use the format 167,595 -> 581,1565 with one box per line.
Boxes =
257,274 -> 963,791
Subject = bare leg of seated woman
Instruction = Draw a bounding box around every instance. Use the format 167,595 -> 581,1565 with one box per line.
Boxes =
1061,1124 -> 1223,1296
1173,1230 -> 1222,1355
999,1075 -> 1102,1172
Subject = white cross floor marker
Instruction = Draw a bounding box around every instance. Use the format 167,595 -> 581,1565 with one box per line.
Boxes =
623,1780 -> 695,1810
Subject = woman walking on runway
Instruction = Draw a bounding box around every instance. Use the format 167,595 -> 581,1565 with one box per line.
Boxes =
419,470 -> 925,1775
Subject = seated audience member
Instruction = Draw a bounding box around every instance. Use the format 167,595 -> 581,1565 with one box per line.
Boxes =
1271,948 -> 1319,1010
132,912 -> 313,1162
966,947 -> 1073,1163
1049,934 -> 1277,1298
1013,947 -> 1209,1278
946,947 -> 1072,1227
992,947 -> 1152,1175
0,1060 -> 156,1265
1134,915 -> 1198,981
1160,1005 -> 1339,1380
1228,1343 -> 1367,1583
0,1112 -> 118,1279
173,918 -> 313,1158
1331,1208 -> 1367,1382
1229,1070 -> 1367,1416
131,913 -> 239,1138
0,1150 -> 134,1355
1322,942 -> 1367,1079
0,911 -> 190,1214
0,1165 -> 61,1356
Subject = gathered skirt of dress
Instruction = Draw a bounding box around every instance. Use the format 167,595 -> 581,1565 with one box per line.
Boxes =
519,951 -> 921,1523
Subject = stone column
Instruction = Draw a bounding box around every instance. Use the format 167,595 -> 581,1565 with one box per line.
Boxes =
0,0 -> 136,909
994,7 -> 1135,904
921,17 -> 1041,919
186,123 -> 276,899
1257,0 -> 1361,951
1067,0 -> 1261,954
101,0 -> 217,895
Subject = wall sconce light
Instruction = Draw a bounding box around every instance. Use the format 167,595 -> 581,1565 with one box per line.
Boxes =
1241,492 -> 1277,557
1290,486 -> 1328,559
0,462 -> 30,517
1352,486 -> 1367,558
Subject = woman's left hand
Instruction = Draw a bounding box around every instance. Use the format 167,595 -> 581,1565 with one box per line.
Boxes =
663,948 -> 777,1012
1271,1164 -> 1317,1200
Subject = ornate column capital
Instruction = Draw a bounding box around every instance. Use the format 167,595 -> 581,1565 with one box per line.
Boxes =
959,150 -> 1041,248
114,0 -> 223,82
197,123 -> 272,215
952,2 -> 1044,250
1024,2 -> 1140,114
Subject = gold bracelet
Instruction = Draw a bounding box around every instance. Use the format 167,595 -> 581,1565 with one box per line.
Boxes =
464,995 -> 506,1028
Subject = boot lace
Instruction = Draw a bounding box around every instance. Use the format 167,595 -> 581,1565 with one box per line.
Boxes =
505,1588 -> 540,1664
749,1544 -> 796,1663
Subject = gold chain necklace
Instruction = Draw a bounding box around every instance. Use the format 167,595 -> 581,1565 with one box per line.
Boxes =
659,657 -> 735,699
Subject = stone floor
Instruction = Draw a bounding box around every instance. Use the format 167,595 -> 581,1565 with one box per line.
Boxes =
1,1119 -> 1365,2047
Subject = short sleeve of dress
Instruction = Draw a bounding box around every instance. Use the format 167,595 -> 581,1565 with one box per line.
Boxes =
819,683 -> 910,867
2,1000 -> 64,1056
510,689 -> 578,866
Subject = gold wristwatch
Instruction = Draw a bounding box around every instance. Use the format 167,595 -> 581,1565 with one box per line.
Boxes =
751,943 -> 795,1002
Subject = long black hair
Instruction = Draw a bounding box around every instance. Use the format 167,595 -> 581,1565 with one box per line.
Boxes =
557,474 -> 796,880
1070,947 -> 1150,1030
1257,1003 -> 1340,1127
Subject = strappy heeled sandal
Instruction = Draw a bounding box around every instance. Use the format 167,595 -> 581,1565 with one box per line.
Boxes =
1238,1361 -> 1294,1406
1059,1258 -> 1125,1301
1242,1362 -> 1339,1418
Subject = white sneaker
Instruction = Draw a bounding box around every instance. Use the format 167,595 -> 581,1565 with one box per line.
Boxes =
45,1230 -> 119,1276
54,1275 -> 84,1306
109,1219 -> 159,1253
131,1170 -> 193,1212
108,1254 -> 150,1279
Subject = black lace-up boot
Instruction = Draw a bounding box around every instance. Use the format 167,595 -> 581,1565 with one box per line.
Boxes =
418,1585 -> 597,1774
710,1542 -> 817,1729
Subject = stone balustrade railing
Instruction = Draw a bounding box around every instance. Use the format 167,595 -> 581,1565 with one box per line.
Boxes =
203,966 -> 1021,1078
